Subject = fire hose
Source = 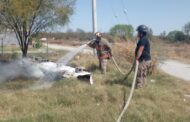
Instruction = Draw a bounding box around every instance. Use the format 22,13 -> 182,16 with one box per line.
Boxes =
111,56 -> 126,75
111,55 -> 139,122
87,40 -> 139,121
87,41 -> 139,121
111,56 -> 135,79
116,61 -> 139,122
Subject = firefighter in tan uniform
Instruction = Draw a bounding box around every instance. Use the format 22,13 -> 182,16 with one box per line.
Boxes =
88,32 -> 112,74
135,25 -> 151,88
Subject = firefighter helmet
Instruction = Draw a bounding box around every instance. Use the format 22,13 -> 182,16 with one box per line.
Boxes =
95,32 -> 102,37
136,25 -> 149,33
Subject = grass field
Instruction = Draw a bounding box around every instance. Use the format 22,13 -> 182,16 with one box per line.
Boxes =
0,38 -> 190,122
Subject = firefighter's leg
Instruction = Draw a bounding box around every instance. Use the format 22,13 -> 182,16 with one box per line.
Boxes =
136,61 -> 145,88
101,59 -> 107,74
99,59 -> 102,69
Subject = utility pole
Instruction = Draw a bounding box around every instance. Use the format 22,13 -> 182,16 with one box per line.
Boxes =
46,38 -> 48,61
92,0 -> 97,55
1,38 -> 3,56
92,0 -> 97,33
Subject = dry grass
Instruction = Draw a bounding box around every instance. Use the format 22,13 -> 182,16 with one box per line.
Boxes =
151,37 -> 190,63
0,39 -> 190,122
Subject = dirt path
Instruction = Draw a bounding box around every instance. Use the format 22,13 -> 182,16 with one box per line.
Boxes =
159,60 -> 190,81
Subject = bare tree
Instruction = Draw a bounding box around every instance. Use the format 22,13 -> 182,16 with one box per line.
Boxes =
0,0 -> 75,57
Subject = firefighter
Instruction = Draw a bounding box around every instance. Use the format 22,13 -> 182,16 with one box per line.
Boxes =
135,25 -> 152,88
88,32 -> 112,74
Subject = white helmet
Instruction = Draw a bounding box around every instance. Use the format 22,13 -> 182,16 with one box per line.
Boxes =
95,32 -> 102,37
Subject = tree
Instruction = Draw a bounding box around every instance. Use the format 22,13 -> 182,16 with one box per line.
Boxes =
167,30 -> 186,41
159,31 -> 167,39
147,28 -> 153,39
183,22 -> 190,36
109,24 -> 134,40
76,28 -> 85,33
0,0 -> 75,57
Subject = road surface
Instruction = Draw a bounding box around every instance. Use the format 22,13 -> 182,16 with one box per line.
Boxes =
159,60 -> 190,81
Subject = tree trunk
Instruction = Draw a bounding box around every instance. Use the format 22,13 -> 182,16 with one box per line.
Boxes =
21,41 -> 29,58
22,47 -> 28,58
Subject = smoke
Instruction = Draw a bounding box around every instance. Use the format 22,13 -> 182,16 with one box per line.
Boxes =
0,59 -> 44,83
0,44 -> 88,89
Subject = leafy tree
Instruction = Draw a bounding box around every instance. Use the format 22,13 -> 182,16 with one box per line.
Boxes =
167,30 -> 186,41
109,24 -> 134,40
183,22 -> 190,36
0,0 -> 75,57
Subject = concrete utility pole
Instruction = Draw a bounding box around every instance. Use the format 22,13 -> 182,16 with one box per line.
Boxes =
92,0 -> 97,33
1,38 -> 3,56
45,38 -> 48,61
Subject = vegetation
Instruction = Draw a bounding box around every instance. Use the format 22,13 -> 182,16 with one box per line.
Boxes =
0,38 -> 189,122
167,30 -> 186,41
0,0 -> 75,57
109,24 -> 134,41
160,21 -> 190,42
33,38 -> 42,49
183,22 -> 190,36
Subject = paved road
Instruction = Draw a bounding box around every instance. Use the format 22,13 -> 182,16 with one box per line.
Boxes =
159,60 -> 190,81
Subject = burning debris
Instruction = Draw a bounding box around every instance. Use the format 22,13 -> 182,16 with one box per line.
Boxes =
38,62 -> 93,85
0,58 -> 93,90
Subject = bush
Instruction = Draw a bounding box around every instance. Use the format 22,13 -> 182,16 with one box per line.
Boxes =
33,38 -> 42,48
11,52 -> 19,60
109,24 -> 134,41
167,30 -> 186,41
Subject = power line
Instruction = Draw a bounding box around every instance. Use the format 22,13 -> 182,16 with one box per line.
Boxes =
108,1 -> 121,25
120,0 -> 131,25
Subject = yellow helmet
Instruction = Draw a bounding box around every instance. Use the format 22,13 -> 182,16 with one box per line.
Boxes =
95,32 -> 102,37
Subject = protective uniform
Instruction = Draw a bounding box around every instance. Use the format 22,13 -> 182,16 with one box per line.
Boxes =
88,34 -> 112,74
135,25 -> 151,88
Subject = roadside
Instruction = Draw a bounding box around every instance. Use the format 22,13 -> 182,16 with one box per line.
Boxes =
42,43 -> 93,54
159,60 -> 190,81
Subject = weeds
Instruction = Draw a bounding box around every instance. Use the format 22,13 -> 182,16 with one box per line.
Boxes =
0,40 -> 190,122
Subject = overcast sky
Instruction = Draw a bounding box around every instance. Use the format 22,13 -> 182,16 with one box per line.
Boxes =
63,0 -> 190,35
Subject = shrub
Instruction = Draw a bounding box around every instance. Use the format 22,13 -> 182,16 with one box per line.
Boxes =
167,30 -> 186,41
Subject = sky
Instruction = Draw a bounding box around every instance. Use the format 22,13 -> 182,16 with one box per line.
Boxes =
64,0 -> 190,35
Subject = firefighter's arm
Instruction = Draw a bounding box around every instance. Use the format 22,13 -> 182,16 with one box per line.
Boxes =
104,39 -> 112,49
104,40 -> 113,56
87,40 -> 96,48
135,46 -> 144,64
